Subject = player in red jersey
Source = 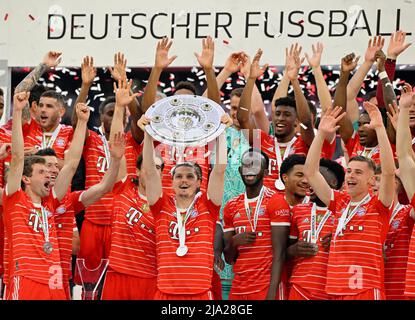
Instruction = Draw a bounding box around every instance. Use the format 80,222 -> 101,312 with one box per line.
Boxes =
287,157 -> 345,300
304,103 -> 395,300
3,93 -> 90,300
102,153 -> 163,300
395,83 -> 415,297
237,48 -> 316,192
139,110 -> 231,300
223,148 -> 290,300
139,37 -> 220,195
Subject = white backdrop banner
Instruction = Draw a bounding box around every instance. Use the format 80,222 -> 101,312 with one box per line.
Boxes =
1,0 -> 414,67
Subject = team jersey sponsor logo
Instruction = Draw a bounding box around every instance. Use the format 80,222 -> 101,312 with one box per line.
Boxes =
125,207 -> 143,226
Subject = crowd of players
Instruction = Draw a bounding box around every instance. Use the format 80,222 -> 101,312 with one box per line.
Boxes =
0,30 -> 415,300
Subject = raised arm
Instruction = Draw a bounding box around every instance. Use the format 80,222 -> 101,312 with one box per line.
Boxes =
7,92 -> 30,196
111,78 -> 139,181
286,43 -> 314,146
72,56 -> 96,129
396,84 -> 415,200
347,36 -> 384,123
80,132 -> 125,207
237,49 -> 268,144
53,103 -> 90,201
240,52 -> 269,132
15,51 -> 61,123
363,101 -> 395,207
195,36 -> 220,104
335,53 -> 359,143
207,114 -> 232,205
305,42 -> 332,115
304,106 -> 346,206
138,116 -> 163,205
141,39 -> 177,113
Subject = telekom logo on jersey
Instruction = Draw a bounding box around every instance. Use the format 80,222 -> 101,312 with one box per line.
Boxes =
28,210 -> 50,233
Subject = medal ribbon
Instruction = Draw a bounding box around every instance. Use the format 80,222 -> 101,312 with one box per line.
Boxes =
175,192 -> 202,249
310,203 -> 331,243
42,124 -> 62,149
334,194 -> 371,238
244,187 -> 265,232
98,127 -> 111,167
389,203 -> 404,225
274,136 -> 297,171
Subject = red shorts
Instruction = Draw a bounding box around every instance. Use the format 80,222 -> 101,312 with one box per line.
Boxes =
229,282 -> 286,300
331,288 -> 386,300
288,284 -> 332,300
154,289 -> 214,300
74,220 -> 111,285
211,270 -> 222,300
5,276 -> 67,300
101,269 -> 157,300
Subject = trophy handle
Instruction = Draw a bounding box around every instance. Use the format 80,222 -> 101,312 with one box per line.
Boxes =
76,258 -> 109,300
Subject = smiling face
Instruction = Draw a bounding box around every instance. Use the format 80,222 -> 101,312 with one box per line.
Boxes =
37,97 -> 64,132
274,105 -> 297,140
42,155 -> 59,187
345,160 -> 374,198
282,164 -> 309,198
172,165 -> 201,199
239,151 -> 267,187
357,113 -> 378,147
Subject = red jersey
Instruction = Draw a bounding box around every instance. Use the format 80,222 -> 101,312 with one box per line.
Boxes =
125,132 -> 142,176
83,130 -> 114,225
384,203 -> 413,300
404,194 -> 415,296
24,121 -> 74,160
345,131 -> 396,165
109,178 -> 157,278
54,191 -> 84,283
2,188 -> 62,285
223,188 -> 290,295
156,143 -> 210,196
290,203 -> 335,300
326,190 -> 390,295
150,192 -> 220,295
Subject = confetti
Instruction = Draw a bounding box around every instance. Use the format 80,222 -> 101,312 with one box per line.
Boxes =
186,77 -> 195,82
4,13 -> 8,21
28,14 -> 35,21
163,87 -> 172,93
300,123 -> 308,130
223,39 -> 229,45
196,70 -> 204,76
93,93 -> 105,100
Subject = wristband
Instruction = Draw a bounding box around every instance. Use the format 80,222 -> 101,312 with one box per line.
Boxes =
386,56 -> 397,61
378,71 -> 388,79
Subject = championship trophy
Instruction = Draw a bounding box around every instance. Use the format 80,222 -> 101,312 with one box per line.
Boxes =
76,258 -> 109,300
145,95 -> 226,153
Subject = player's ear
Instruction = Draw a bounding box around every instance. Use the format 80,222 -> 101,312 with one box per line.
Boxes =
22,175 -> 30,186
282,173 -> 288,184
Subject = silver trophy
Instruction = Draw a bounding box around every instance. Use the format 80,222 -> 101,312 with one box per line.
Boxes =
145,95 -> 226,147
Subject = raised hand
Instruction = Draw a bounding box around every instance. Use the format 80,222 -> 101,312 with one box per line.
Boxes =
387,30 -> 412,60
113,78 -> 139,107
220,113 -> 233,128
286,43 -> 305,81
341,53 -> 360,73
194,36 -> 215,69
239,52 -> 251,78
13,92 -> 30,111
0,143 -> 10,161
42,51 -> 62,68
81,56 -> 97,85
155,37 -> 177,69
76,103 -> 90,123
387,101 -> 399,130
108,52 -> 127,82
137,115 -> 151,131
363,101 -> 384,130
223,52 -> 243,74
365,36 -> 385,63
318,105 -> 346,139
305,42 -> 324,69
249,49 -> 268,79
375,50 -> 386,72
109,132 -> 125,160
399,83 -> 414,110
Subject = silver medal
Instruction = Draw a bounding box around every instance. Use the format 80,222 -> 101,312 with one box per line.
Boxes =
176,245 -> 188,257
43,242 -> 53,255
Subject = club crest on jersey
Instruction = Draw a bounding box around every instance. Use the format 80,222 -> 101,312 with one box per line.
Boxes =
258,208 -> 265,216
56,138 -> 65,147
190,210 -> 198,218
356,208 -> 366,217
56,206 -> 66,215
392,220 -> 400,230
